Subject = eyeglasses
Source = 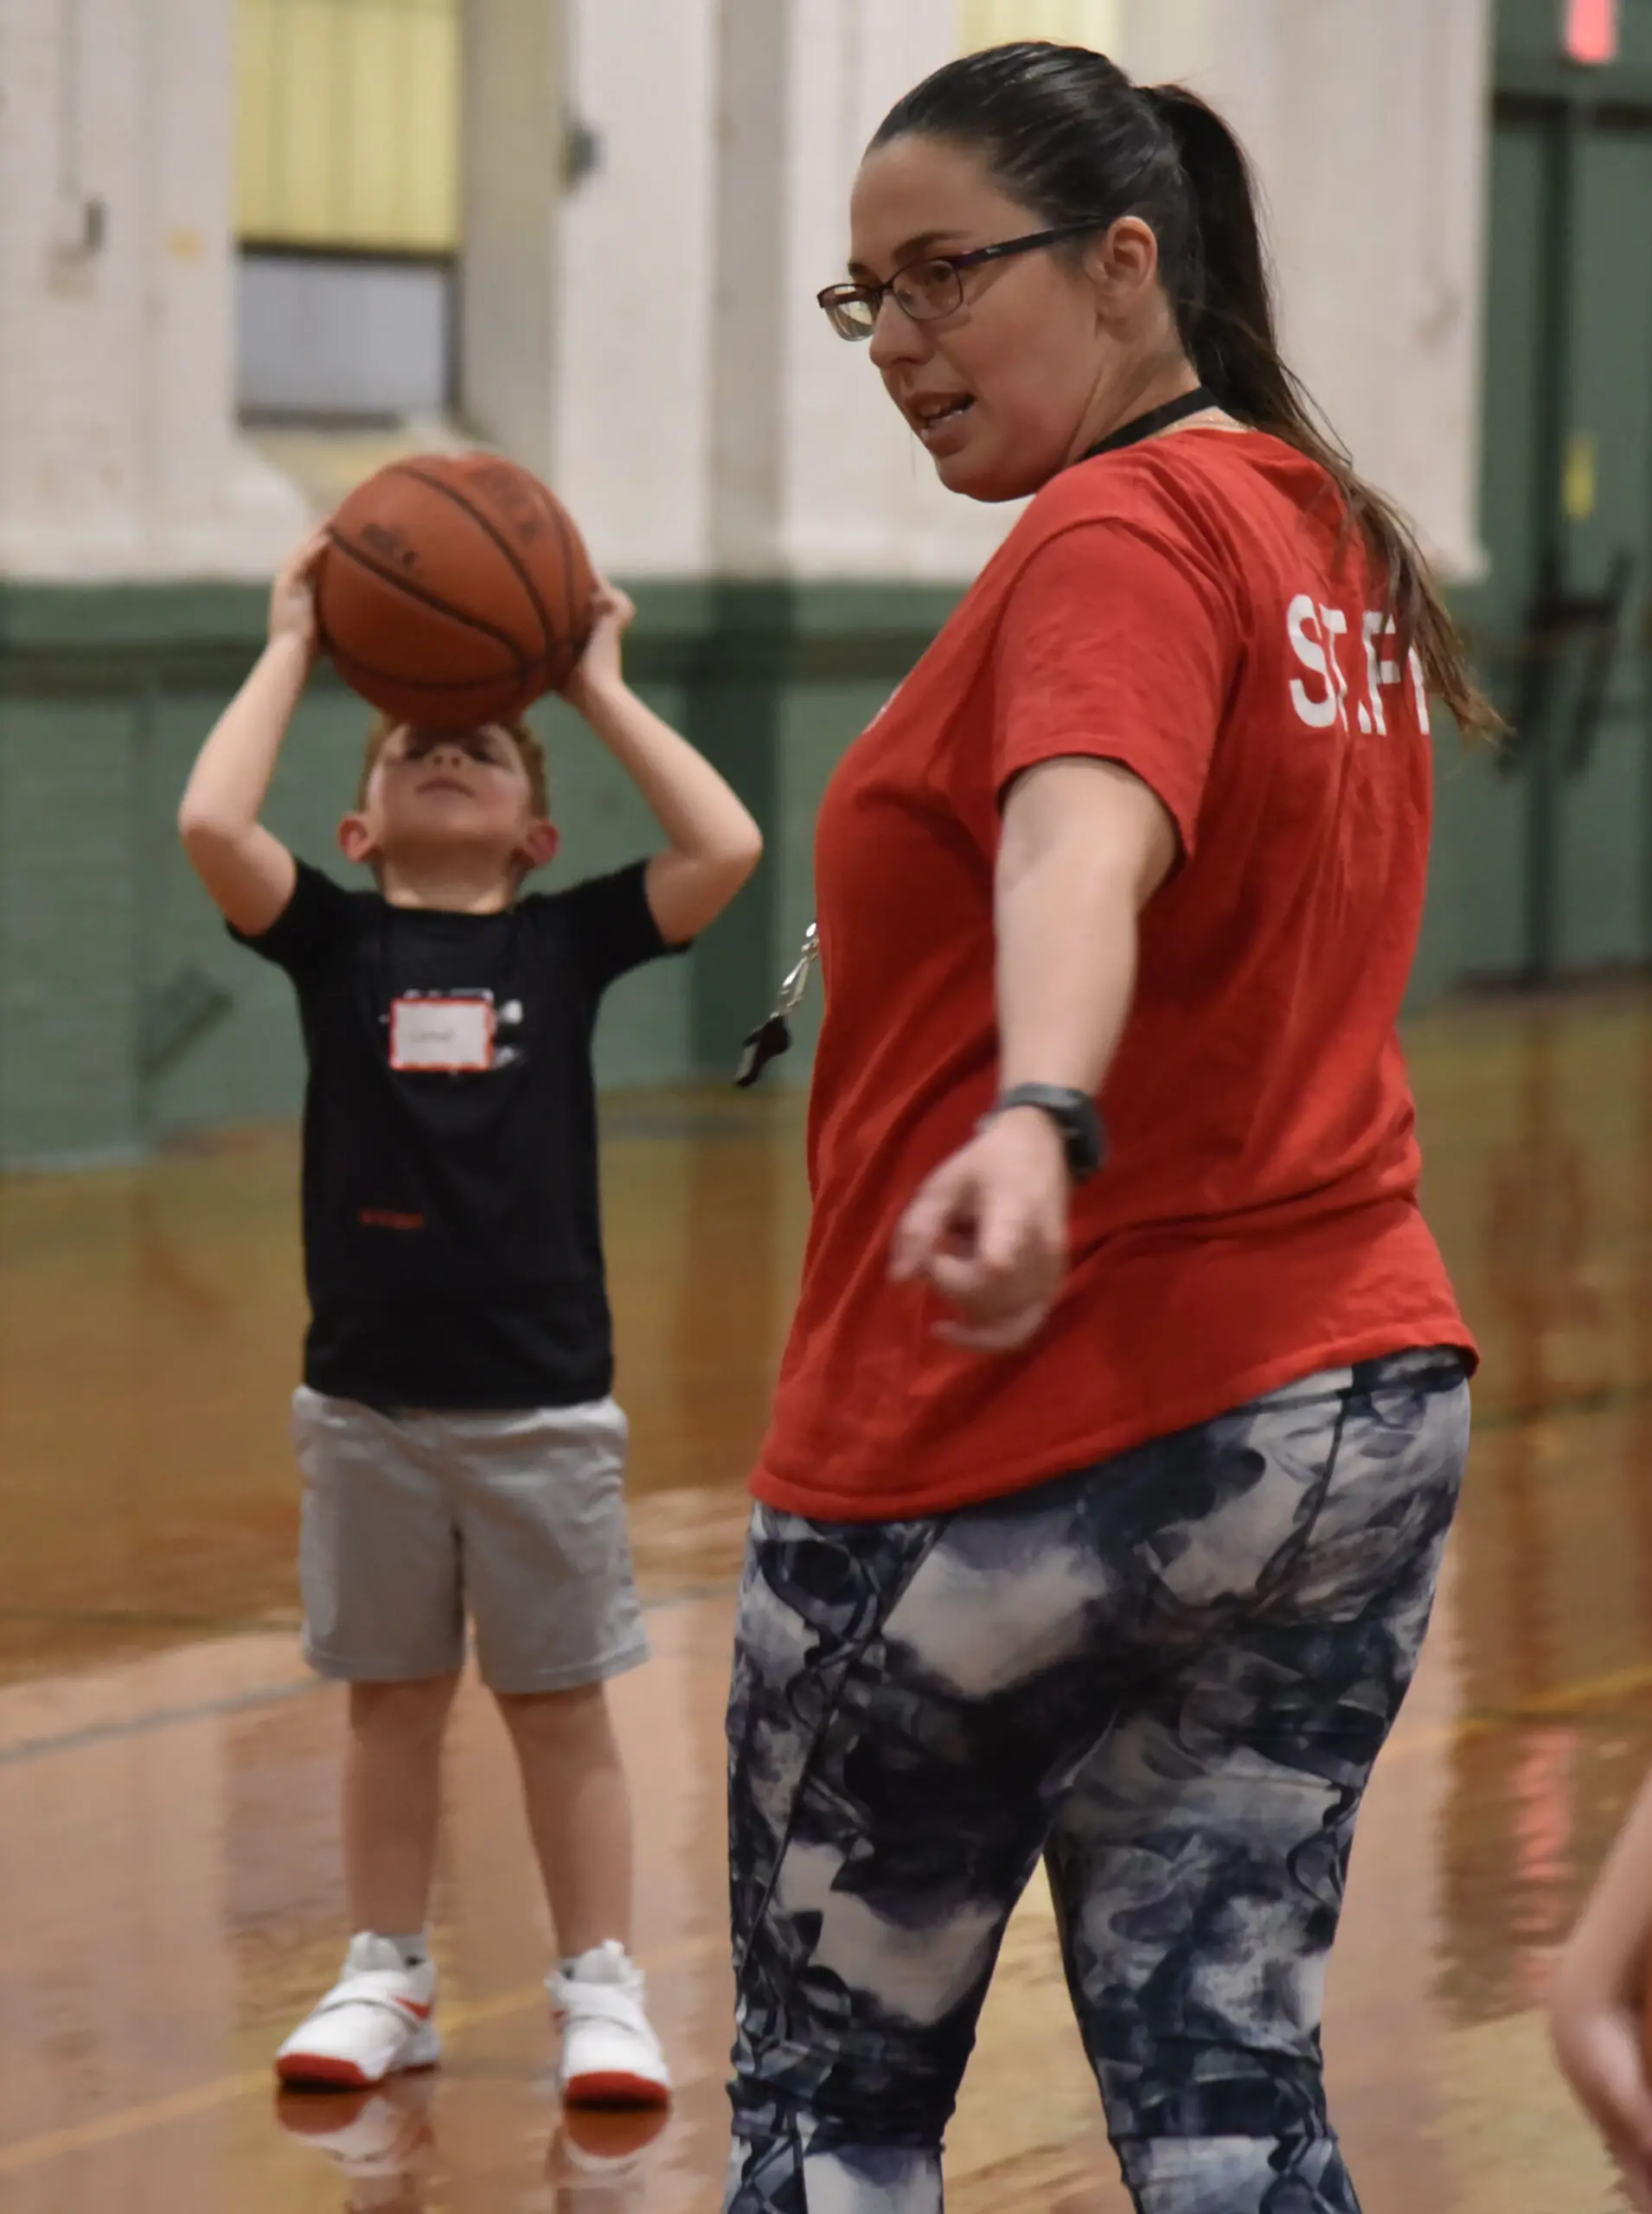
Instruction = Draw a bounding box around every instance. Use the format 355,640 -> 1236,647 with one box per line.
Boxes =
816,221 -> 1106,342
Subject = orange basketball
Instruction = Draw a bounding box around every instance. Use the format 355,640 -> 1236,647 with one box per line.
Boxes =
317,453 -> 596,727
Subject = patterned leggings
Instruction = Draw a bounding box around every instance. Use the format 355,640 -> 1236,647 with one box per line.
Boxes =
722,1349 -> 1470,2214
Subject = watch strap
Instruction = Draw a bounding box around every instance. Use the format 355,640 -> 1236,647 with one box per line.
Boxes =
989,1084 -> 1106,1183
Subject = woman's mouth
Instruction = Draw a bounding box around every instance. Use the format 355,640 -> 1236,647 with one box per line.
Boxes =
911,394 -> 975,449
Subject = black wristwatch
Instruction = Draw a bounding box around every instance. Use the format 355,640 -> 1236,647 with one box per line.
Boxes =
985,1085 -> 1107,1184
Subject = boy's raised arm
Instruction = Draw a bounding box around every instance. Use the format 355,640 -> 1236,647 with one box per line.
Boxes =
179,530 -> 329,936
563,581 -> 763,945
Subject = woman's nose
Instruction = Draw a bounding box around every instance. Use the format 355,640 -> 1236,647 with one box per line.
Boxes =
868,293 -> 927,373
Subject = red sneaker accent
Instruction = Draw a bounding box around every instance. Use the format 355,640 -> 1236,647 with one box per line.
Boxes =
274,2048 -> 439,2089
274,2051 -> 375,2090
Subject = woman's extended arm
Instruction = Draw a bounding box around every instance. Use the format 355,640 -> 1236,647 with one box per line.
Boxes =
891,756 -> 1175,1350
995,756 -> 1175,1093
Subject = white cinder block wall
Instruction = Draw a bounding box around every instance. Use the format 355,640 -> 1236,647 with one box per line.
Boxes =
0,0 -> 304,579
0,0 -> 1490,586
1143,0 -> 1494,580
551,0 -> 720,577
777,0 -> 1020,580
554,0 -> 1494,585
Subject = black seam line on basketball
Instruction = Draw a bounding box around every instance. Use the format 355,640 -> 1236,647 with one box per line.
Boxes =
534,476 -> 579,662
326,532 -> 534,678
542,486 -> 585,681
387,463 -> 560,664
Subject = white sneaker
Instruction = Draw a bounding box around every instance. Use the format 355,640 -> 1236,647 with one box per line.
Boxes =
548,1942 -> 671,2108
275,1934 -> 440,2089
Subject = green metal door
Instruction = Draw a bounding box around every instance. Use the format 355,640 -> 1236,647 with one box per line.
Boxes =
1463,109 -> 1552,978
1471,93 -> 1652,983
1556,121 -> 1652,968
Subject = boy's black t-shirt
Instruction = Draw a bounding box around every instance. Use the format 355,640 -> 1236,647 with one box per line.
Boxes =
235,861 -> 684,1411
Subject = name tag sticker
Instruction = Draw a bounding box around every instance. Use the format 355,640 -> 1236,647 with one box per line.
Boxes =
390,996 -> 495,1072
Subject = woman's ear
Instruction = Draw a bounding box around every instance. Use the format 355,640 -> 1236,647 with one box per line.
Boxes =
1087,214 -> 1162,316
337,813 -> 378,865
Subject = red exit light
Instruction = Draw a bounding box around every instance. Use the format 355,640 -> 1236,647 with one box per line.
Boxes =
1565,0 -> 1620,63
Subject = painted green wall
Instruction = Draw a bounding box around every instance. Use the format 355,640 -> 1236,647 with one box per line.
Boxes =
0,580 -> 954,1169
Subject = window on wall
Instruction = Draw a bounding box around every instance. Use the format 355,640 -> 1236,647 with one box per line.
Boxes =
234,0 -> 462,422
959,0 -> 1121,50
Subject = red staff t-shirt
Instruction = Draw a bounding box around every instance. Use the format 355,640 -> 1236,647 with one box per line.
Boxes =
754,427 -> 1476,1522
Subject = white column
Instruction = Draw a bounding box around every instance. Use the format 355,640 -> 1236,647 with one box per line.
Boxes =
1118,0 -> 1494,580
548,0 -> 1012,582
0,0 -> 305,580
460,0 -> 564,485
548,0 -> 719,575
777,0 -> 1019,579
708,0 -> 793,573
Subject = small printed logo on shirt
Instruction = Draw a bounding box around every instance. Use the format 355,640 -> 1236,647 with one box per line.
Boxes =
359,1208 -> 426,1232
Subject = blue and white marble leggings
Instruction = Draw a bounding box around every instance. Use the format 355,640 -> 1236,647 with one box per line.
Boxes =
723,1347 -> 1470,2213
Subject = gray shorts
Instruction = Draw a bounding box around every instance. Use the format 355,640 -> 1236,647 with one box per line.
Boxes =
291,1386 -> 649,1694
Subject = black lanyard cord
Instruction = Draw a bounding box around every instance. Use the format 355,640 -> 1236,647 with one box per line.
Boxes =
1081,384 -> 1219,461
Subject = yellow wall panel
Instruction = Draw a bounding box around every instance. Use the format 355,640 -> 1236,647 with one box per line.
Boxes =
236,0 -> 460,253
960,0 -> 1122,53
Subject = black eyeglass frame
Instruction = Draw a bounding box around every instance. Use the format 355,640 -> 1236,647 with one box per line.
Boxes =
816,220 -> 1110,341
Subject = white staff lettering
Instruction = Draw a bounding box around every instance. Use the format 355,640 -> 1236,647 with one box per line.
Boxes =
1291,598 -> 1424,733
1287,594 -> 1338,729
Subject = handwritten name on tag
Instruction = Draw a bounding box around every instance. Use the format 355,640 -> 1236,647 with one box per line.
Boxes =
389,996 -> 495,1072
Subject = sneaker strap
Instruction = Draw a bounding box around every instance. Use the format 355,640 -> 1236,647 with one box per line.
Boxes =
311,1968 -> 434,2029
548,1976 -> 646,2027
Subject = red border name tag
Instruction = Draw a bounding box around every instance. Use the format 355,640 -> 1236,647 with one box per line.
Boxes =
389,997 -> 496,1072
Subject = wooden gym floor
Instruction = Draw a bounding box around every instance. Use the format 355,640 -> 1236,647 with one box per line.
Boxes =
3,988 -> 1652,2211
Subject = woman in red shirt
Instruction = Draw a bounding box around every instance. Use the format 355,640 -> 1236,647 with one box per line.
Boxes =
723,42 -> 1490,2214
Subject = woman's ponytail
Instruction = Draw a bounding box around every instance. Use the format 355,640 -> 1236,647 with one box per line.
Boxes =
1142,81 -> 1499,740
873,44 -> 1500,740
1139,86 -> 1283,428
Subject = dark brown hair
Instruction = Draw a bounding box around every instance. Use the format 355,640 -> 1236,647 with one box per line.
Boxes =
357,714 -> 551,817
871,42 -> 1500,738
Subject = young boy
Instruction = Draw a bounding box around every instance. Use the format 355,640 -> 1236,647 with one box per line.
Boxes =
179,530 -> 761,2102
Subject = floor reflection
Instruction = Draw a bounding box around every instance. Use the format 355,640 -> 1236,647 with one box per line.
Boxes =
4,989 -> 1652,2206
